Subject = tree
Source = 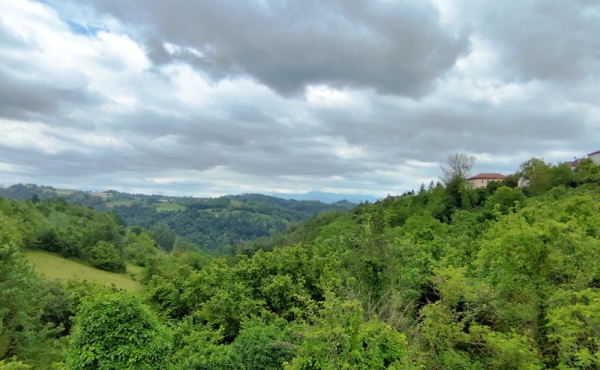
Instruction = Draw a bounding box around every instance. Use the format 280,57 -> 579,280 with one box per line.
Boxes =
519,158 -> 547,179
66,294 -> 171,370
150,222 -> 176,252
440,154 -> 476,185
519,158 -> 554,195
574,158 -> 600,184
88,241 -> 126,273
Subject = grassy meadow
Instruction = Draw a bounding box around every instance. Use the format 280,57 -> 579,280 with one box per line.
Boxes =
24,250 -> 141,291
105,200 -> 136,207
155,202 -> 186,212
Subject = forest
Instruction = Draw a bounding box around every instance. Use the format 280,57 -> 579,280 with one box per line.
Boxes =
0,185 -> 352,252
1,156 -> 600,369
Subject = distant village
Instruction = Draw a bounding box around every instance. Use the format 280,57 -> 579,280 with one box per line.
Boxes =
467,149 -> 600,189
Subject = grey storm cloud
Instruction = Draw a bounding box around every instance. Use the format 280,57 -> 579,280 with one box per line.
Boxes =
80,0 -> 470,97
1,0 -> 600,197
0,71 -> 101,122
310,93 -> 590,164
454,0 -> 600,82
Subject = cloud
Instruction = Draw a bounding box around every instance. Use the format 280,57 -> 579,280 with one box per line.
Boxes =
77,0 -> 471,97
0,0 -> 598,198
447,0 -> 600,82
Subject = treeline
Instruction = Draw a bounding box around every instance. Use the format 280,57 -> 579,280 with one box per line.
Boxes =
228,193 -> 357,212
0,184 -> 110,211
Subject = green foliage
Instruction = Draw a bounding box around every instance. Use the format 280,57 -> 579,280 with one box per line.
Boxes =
286,297 -> 407,369
66,293 -> 171,370
122,229 -> 158,267
0,194 -> 131,274
519,158 -> 575,196
0,359 -> 31,369
150,222 -> 176,252
5,165 -> 600,368
485,186 -> 525,215
0,243 -> 63,368
171,319 -> 242,370
112,196 -> 350,252
574,158 -> 600,184
547,289 -> 600,369
88,241 -> 125,272
232,324 -> 295,370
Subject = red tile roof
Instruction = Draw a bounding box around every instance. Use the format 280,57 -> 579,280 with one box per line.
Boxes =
588,149 -> 600,156
467,173 -> 506,180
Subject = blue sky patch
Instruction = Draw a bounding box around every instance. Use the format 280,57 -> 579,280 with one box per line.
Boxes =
67,20 -> 103,37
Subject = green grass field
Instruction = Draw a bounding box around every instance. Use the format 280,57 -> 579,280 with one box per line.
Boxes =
126,263 -> 144,275
55,189 -> 75,196
155,202 -> 186,212
229,199 -> 245,207
24,251 -> 141,291
105,200 -> 135,208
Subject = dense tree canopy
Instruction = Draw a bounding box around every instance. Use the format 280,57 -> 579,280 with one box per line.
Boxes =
2,158 -> 600,368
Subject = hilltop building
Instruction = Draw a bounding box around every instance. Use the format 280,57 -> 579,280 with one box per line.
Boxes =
565,158 -> 584,170
588,150 -> 600,165
467,173 -> 506,189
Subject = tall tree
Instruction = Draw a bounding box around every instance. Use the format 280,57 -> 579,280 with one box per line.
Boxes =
440,153 -> 476,185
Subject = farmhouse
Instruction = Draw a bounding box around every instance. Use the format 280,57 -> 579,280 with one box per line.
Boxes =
467,173 -> 506,189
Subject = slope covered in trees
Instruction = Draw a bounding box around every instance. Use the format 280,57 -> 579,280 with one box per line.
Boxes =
2,157 -> 600,368
0,185 -> 353,252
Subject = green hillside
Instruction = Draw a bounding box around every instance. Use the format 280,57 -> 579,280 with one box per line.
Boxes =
24,250 -> 141,291
2,157 -> 600,368
0,184 -> 355,252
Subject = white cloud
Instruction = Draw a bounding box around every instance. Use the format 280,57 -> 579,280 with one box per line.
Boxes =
0,0 -> 598,198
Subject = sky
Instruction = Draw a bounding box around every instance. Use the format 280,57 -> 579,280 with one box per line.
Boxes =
0,0 -> 599,200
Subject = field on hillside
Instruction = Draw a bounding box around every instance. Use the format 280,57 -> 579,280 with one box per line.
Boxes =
155,202 -> 186,212
55,189 -> 75,196
24,250 -> 141,291
106,200 -> 135,207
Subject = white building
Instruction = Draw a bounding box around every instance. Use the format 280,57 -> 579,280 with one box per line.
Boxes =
588,150 -> 600,165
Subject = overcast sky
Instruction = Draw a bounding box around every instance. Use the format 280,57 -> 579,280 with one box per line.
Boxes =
0,0 -> 599,199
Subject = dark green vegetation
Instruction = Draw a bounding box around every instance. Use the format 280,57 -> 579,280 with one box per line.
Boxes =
0,185 -> 353,251
2,156 -> 600,368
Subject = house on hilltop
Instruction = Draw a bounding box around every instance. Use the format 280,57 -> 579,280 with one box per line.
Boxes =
588,150 -> 600,165
467,173 -> 506,189
562,151 -> 600,170
565,158 -> 584,171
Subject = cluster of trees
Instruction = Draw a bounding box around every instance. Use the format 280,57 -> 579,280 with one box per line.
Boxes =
2,156 -> 600,368
0,193 -> 208,368
0,197 -> 127,272
518,157 -> 600,195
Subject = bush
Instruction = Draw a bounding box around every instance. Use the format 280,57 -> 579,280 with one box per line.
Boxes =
88,241 -> 125,273
232,325 -> 294,370
66,294 -> 171,370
